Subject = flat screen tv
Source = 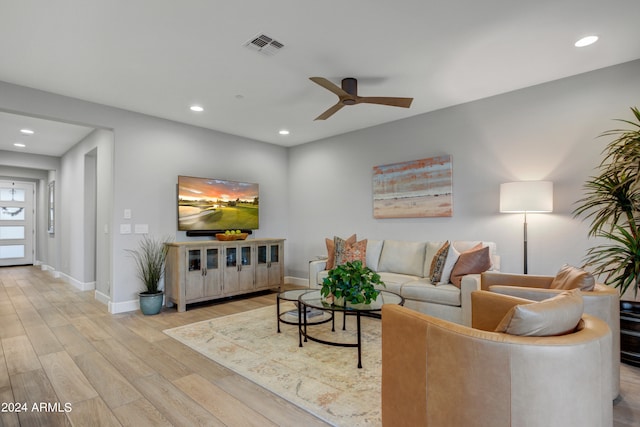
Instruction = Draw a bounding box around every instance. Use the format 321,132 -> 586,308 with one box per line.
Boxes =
177,175 -> 259,232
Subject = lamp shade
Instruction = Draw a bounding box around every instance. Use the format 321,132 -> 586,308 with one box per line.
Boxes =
500,181 -> 553,213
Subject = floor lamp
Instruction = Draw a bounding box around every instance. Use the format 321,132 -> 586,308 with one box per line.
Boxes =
500,181 -> 553,274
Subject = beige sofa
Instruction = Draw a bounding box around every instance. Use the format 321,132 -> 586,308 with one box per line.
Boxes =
481,270 -> 621,399
308,239 -> 499,326
381,291 -> 613,427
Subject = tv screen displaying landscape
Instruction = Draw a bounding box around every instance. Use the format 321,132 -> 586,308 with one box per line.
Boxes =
177,175 -> 259,231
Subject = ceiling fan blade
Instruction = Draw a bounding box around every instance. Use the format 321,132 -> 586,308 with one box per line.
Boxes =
309,77 -> 350,98
314,102 -> 345,120
357,97 -> 413,108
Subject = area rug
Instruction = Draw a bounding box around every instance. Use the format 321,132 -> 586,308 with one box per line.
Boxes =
163,303 -> 382,426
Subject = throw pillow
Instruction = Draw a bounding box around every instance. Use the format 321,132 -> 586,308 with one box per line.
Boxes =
325,234 -> 356,270
494,289 -> 584,336
430,241 -> 450,282
438,244 -> 461,285
450,245 -> 491,287
334,238 -> 367,267
549,264 -> 596,291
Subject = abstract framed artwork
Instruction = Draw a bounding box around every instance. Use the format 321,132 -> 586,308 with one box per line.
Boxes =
373,155 -> 453,218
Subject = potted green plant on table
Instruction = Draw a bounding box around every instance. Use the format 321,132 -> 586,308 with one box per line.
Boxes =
573,106 -> 640,366
127,235 -> 170,315
321,260 -> 385,305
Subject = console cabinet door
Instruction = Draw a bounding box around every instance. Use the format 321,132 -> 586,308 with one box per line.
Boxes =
255,242 -> 283,289
185,248 -> 204,300
204,247 -> 222,297
224,243 -> 254,295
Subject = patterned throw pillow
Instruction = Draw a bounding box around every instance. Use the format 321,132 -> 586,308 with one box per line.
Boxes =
325,234 -> 356,270
430,241 -> 450,282
334,237 -> 367,267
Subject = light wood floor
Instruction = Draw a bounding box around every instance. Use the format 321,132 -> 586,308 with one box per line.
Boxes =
0,266 -> 638,426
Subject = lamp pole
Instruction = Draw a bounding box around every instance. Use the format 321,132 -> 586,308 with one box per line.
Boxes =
523,211 -> 528,274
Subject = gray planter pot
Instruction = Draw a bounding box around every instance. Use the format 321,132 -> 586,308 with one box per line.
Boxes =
139,291 -> 164,315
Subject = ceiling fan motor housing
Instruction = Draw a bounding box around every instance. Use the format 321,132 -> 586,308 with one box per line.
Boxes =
341,78 -> 358,104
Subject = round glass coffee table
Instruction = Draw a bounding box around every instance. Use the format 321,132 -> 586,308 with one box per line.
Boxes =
298,289 -> 404,368
276,289 -> 333,333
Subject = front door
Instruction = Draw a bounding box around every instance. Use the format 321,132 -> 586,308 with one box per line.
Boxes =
0,181 -> 35,266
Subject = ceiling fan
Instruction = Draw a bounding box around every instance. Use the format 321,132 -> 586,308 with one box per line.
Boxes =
309,77 -> 413,120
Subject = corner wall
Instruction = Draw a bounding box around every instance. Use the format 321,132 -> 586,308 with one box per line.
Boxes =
0,82 -> 289,312
287,60 -> 640,279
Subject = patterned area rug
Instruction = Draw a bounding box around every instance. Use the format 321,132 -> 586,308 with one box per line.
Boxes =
163,303 -> 382,426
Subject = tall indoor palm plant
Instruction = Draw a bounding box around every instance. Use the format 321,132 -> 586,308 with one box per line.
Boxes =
574,107 -> 640,297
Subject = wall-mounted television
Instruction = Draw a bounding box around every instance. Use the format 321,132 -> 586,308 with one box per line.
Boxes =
177,175 -> 259,233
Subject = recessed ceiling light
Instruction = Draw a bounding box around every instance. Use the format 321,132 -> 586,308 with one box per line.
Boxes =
14,143 -> 26,148
279,129 -> 290,135
20,129 -> 34,135
575,35 -> 598,47
190,105 -> 204,112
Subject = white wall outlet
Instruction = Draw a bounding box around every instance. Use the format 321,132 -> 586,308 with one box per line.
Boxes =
123,209 -> 132,219
120,224 -> 132,234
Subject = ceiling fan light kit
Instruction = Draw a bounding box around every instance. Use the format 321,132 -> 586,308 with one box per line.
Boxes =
309,77 -> 413,120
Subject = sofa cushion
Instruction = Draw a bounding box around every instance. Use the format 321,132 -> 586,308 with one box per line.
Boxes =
325,234 -> 356,270
495,289 -> 584,336
377,272 -> 422,294
402,279 -> 461,307
334,237 -> 367,266
550,264 -> 596,291
450,246 -> 491,287
430,241 -> 450,282
378,240 -> 426,277
366,239 -> 384,271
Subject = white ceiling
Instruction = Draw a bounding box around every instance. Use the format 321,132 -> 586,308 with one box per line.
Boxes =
1,0 -> 640,157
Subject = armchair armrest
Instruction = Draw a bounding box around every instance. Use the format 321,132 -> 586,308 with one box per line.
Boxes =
489,285 -> 562,302
460,273 -> 482,326
471,290 -> 532,331
308,258 -> 327,288
480,271 -> 554,290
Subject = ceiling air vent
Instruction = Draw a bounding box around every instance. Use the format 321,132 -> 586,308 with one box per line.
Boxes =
243,33 -> 284,56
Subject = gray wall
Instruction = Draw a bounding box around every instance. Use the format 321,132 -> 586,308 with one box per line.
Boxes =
1,59 -> 639,310
287,59 -> 640,279
0,82 -> 289,312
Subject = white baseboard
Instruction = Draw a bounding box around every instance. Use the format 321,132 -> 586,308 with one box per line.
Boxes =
94,289 -> 110,306
58,272 -> 95,291
109,299 -> 139,314
286,276 -> 309,287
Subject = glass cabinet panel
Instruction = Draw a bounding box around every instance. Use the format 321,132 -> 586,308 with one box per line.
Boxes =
206,248 -> 218,269
257,245 -> 267,264
270,245 -> 279,263
226,247 -> 237,267
241,246 -> 251,266
188,249 -> 201,271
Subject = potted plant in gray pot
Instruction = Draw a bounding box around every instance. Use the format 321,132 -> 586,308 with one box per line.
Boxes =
321,260 -> 385,306
127,235 -> 170,315
573,106 -> 640,366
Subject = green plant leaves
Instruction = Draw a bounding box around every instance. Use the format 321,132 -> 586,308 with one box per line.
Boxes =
574,107 -> 640,295
321,260 -> 385,305
126,235 -> 171,293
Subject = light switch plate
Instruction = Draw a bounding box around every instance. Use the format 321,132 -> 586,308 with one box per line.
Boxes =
134,224 -> 149,234
120,224 -> 132,234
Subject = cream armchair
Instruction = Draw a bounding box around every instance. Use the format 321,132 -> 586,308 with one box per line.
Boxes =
481,270 -> 620,398
381,291 -> 613,427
